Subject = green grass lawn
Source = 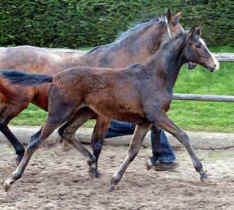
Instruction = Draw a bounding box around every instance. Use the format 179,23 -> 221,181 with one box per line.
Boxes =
10,46 -> 234,132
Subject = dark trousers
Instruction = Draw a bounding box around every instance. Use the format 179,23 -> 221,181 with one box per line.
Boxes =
105,120 -> 176,163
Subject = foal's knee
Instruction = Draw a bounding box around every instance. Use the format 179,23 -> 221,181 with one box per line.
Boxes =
28,130 -> 42,150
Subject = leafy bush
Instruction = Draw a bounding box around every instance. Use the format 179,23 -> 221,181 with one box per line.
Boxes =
0,0 -> 233,48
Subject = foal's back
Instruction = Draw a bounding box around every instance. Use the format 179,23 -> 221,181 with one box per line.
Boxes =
52,63 -> 156,123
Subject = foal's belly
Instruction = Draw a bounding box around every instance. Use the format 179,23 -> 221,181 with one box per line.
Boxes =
87,101 -> 147,124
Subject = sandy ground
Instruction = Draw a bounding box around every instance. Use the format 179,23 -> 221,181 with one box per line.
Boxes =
1,143 -> 234,210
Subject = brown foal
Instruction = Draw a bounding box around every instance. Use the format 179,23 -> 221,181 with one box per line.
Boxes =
1,27 -> 219,191
0,10 -> 185,164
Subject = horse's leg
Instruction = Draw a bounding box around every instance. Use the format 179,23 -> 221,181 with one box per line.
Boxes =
110,123 -> 151,191
155,111 -> 207,182
0,98 -> 33,164
89,117 -> 110,178
0,124 -> 25,164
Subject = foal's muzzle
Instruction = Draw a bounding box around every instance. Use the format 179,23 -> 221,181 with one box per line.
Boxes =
186,62 -> 197,70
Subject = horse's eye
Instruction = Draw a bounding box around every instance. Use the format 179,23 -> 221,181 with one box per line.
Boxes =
196,44 -> 201,48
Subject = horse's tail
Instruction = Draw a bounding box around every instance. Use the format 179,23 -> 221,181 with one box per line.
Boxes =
0,69 -> 53,86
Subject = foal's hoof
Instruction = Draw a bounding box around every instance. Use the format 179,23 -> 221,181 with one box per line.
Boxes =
3,178 -> 14,192
109,185 -> 116,192
200,173 -> 208,182
145,157 -> 153,170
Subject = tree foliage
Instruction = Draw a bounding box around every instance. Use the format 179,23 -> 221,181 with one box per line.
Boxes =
0,0 -> 233,48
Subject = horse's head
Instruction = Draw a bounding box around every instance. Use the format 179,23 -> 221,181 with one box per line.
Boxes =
166,9 -> 197,70
166,9 -> 183,38
183,27 -> 219,72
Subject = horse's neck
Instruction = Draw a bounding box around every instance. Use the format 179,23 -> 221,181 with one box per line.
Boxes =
146,36 -> 186,92
72,26 -> 164,68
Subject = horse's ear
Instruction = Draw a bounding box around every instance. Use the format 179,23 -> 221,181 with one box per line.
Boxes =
175,12 -> 182,19
166,9 -> 172,23
173,12 -> 182,25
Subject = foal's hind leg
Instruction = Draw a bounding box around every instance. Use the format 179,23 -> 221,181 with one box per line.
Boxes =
89,117 -> 110,178
58,108 -> 97,168
155,111 -> 207,182
110,123 -> 151,191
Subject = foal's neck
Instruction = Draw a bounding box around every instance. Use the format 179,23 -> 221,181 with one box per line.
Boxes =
146,35 -> 186,92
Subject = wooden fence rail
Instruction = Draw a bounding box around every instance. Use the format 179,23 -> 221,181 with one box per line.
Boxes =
173,94 -> 234,102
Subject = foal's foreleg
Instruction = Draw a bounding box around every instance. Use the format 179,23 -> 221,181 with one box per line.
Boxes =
146,125 -> 162,170
89,117 -> 110,178
110,123 -> 150,191
4,122 -> 59,192
156,112 -> 207,181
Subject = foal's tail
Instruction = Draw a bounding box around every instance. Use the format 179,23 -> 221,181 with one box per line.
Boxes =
0,69 -> 53,86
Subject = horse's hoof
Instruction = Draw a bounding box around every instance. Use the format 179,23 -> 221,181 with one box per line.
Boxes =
146,157 -> 153,170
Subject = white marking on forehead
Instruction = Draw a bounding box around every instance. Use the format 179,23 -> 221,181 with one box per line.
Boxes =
199,38 -> 207,47
211,52 -> 220,71
199,38 -> 219,71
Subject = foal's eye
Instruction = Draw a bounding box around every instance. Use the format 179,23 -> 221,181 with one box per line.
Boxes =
195,44 -> 201,48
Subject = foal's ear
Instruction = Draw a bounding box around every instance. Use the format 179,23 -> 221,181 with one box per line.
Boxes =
187,27 -> 196,41
191,27 -> 202,40
188,27 -> 196,36
195,26 -> 202,36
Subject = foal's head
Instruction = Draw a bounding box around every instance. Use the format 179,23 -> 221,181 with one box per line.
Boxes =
183,27 -> 219,72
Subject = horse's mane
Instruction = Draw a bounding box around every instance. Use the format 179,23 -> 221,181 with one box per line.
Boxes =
87,15 -> 166,54
116,16 -> 165,43
159,31 -> 187,51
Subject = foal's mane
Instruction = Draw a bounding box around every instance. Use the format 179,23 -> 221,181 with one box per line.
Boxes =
87,16 -> 167,54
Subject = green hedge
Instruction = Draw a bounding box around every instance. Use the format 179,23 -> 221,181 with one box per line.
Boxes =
0,0 -> 233,48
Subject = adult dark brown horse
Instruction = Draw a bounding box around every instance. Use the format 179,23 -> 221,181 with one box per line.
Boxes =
2,27 -> 219,191
0,10 -> 185,163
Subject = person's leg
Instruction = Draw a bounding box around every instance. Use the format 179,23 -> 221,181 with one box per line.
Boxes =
151,126 -> 178,171
105,120 -> 136,138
